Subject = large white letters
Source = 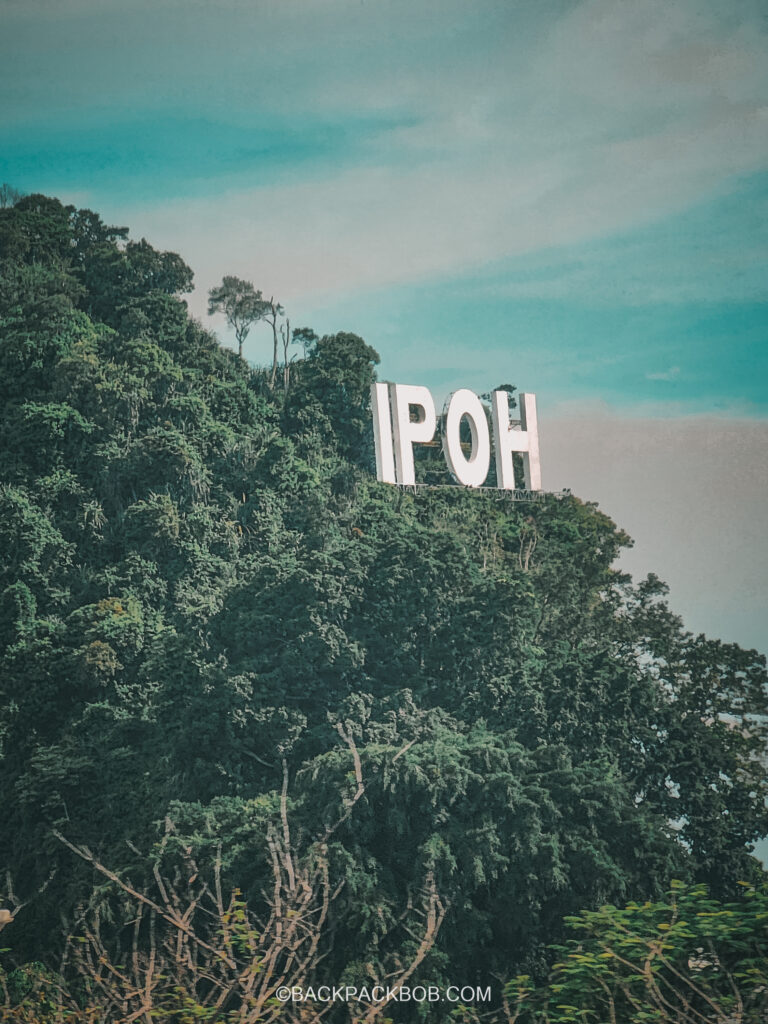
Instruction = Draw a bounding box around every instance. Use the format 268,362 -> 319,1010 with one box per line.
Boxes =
371,383 -> 542,491
442,389 -> 491,488
390,384 -> 437,486
492,390 -> 541,491
370,382 -> 397,484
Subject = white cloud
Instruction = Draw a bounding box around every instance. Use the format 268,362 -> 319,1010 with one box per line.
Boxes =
95,0 -> 768,315
11,0 -> 765,318
646,367 -> 681,381
120,91 -> 766,322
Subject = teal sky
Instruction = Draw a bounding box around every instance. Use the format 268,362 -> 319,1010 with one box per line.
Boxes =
2,0 -> 766,416
1,0 -> 767,662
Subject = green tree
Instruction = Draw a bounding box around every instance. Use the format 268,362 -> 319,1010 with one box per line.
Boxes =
0,183 -> 24,208
207,275 -> 268,359
505,881 -> 768,1023
0,194 -> 765,1016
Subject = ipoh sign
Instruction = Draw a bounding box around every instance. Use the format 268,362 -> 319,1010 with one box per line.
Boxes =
370,383 -> 541,491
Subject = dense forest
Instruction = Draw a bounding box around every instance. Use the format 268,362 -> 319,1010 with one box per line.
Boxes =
0,193 -> 766,1022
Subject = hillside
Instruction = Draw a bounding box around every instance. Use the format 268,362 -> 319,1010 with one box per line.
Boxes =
0,193 -> 766,1020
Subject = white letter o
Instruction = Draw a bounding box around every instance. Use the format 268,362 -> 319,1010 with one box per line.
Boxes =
442,389 -> 491,487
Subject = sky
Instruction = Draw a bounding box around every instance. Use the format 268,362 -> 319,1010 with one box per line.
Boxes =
1,0 -> 767,660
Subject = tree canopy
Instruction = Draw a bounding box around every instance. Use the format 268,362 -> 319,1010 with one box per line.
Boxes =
505,881 -> 768,1023
0,193 -> 766,1021
207,275 -> 269,359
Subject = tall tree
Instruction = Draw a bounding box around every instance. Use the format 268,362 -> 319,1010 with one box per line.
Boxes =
0,183 -> 23,209
264,294 -> 285,389
207,275 -> 267,358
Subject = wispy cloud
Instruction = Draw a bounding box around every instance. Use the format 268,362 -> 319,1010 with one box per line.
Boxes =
2,0 -> 766,417
4,0 -> 767,307
646,367 -> 681,381
84,0 -> 765,317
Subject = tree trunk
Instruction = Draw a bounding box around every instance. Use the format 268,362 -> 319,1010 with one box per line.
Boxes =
269,299 -> 279,389
282,318 -> 291,389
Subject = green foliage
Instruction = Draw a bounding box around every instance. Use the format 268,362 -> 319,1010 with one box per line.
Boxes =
506,881 -> 768,1023
207,275 -> 269,357
0,192 -> 766,1019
